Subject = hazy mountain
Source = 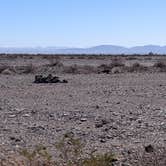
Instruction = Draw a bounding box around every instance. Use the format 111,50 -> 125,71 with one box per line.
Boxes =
0,45 -> 166,54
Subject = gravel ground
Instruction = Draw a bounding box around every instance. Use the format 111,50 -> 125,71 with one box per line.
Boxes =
0,72 -> 166,163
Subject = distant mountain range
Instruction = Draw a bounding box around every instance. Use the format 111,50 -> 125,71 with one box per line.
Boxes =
1,45 -> 166,54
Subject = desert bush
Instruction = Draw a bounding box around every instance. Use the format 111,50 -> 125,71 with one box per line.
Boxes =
0,64 -> 10,73
153,61 -> 166,72
127,62 -> 148,73
153,61 -> 166,68
15,64 -> 36,74
63,64 -> 79,74
110,59 -> 125,68
48,57 -> 63,67
98,61 -> 125,74
63,65 -> 97,74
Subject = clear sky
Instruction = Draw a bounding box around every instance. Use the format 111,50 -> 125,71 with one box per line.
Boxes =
0,0 -> 166,47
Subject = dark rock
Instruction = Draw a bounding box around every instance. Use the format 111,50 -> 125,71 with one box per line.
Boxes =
80,118 -> 87,122
62,79 -> 68,83
96,105 -> 100,109
28,126 -> 45,134
145,144 -> 154,153
95,119 -> 109,128
10,136 -> 21,142
101,69 -> 110,74
100,139 -> 107,143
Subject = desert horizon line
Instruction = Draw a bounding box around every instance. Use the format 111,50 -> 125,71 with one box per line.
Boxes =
0,44 -> 166,49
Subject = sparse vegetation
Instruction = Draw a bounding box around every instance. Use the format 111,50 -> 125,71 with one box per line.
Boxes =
48,57 -> 64,67
0,133 -> 117,166
153,61 -> 166,72
127,62 -> 148,72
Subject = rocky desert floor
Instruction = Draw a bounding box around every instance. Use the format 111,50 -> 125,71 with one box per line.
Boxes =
0,55 -> 166,165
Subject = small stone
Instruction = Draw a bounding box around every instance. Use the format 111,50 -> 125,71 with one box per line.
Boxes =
8,114 -> 16,118
145,144 -> 154,153
107,135 -> 113,139
80,118 -> 87,122
95,119 -> 109,128
96,105 -> 99,109
95,122 -> 104,128
22,114 -> 31,117
100,139 -> 107,143
63,113 -> 69,116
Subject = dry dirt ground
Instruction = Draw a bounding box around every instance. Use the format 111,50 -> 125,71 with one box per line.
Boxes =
0,55 -> 166,164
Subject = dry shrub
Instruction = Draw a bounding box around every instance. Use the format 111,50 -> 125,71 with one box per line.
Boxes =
98,64 -> 111,71
15,64 -> 36,74
48,57 -> 63,67
63,64 -> 79,74
79,65 -> 97,74
153,61 -> 166,68
0,64 -> 16,74
98,60 -> 125,74
127,62 -> 148,73
110,58 -> 125,68
153,61 -> 166,72
63,65 -> 97,74
0,64 -> 10,73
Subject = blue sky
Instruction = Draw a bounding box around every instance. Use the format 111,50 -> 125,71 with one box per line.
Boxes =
0,0 -> 166,47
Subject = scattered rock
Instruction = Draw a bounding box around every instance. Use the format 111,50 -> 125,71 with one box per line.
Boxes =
100,139 -> 107,143
28,126 -> 45,134
95,119 -> 109,128
145,144 -> 154,153
96,105 -> 100,109
101,69 -> 110,74
22,114 -> 31,117
9,136 -> 21,142
80,118 -> 87,122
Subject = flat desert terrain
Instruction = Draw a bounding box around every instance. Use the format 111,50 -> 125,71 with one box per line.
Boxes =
0,54 -> 166,165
